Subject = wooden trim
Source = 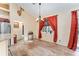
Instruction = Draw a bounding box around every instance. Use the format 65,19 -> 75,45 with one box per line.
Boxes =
0,4 -> 9,12
0,4 -> 9,9
0,18 -> 10,23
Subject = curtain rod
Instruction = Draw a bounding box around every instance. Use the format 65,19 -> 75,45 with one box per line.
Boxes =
72,9 -> 79,11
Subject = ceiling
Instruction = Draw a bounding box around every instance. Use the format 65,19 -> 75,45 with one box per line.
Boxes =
18,3 -> 79,18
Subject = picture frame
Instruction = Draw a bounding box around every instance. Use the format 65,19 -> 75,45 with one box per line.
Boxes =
14,22 -> 19,28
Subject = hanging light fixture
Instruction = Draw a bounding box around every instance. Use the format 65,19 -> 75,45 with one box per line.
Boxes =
36,3 -> 41,22
38,3 -> 41,21
44,18 -> 49,26
44,18 -> 49,33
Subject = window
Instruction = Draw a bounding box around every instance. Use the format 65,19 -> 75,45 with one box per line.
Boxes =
3,23 -> 11,34
42,26 -> 52,34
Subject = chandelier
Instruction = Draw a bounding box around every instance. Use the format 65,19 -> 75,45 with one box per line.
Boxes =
38,3 -> 41,21
36,3 -> 42,22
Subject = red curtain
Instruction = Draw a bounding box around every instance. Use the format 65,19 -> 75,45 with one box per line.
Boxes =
38,20 -> 45,39
68,11 -> 78,51
48,15 -> 57,42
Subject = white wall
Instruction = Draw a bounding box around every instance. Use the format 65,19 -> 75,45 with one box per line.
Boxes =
0,9 -> 9,19
10,4 -> 24,41
57,11 -> 71,46
10,4 -> 36,43
57,7 -> 79,46
34,10 -> 71,46
0,40 -> 8,56
10,3 -> 79,47
77,10 -> 79,47
0,8 -> 9,56
36,6 -> 79,46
